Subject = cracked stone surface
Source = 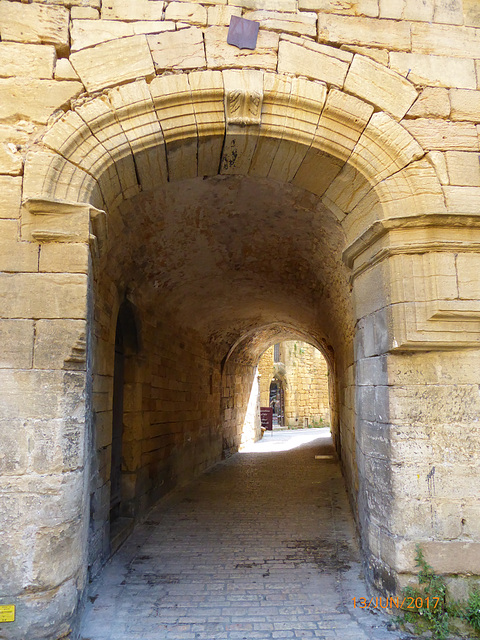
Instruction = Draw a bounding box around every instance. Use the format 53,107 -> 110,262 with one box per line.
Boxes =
79,428 -> 409,640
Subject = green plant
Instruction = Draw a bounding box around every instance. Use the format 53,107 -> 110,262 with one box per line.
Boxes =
399,547 -> 480,639
401,545 -> 449,639
465,588 -> 480,632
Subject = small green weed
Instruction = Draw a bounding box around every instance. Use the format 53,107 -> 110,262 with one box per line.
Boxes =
465,589 -> 480,632
399,545 -> 480,639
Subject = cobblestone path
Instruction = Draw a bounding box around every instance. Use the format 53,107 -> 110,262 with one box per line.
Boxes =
79,428 -> 407,640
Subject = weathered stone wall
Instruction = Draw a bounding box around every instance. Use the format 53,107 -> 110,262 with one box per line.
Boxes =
257,341 -> 330,426
1,0 -> 480,637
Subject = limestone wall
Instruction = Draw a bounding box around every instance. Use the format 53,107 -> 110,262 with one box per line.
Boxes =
258,341 -> 330,427
1,0 -> 480,637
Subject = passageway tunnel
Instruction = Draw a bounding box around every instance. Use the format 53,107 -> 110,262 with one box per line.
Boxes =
91,172 -> 355,569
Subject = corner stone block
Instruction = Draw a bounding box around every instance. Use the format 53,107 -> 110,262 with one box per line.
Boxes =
0,1 -> 69,56
23,150 -> 104,208
0,320 -> 34,369
344,55 -> 418,120
0,273 -> 88,320
34,319 -> 86,370
70,35 -> 155,93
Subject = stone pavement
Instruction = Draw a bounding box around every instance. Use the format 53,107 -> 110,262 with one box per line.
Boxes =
79,428 -> 409,640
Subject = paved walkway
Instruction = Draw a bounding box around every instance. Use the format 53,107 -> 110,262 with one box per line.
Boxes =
79,428 -> 408,640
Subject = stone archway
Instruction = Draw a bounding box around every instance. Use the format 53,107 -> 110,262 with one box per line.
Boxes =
7,59 -> 480,639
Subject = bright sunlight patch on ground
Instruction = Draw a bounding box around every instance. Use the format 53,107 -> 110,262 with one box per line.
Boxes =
239,427 -> 331,453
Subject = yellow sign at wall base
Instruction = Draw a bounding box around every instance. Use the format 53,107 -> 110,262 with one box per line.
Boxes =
0,605 -> 15,622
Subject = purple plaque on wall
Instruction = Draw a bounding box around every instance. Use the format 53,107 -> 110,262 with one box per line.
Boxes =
227,15 -> 260,50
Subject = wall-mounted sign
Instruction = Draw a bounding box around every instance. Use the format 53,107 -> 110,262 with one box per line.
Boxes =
227,16 -> 260,50
0,605 -> 15,623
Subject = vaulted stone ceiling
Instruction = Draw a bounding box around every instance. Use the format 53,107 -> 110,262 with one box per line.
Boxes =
99,174 -> 354,365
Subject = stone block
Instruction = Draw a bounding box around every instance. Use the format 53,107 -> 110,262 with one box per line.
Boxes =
148,27 -> 206,71
464,0 -> 480,27
205,26 -> 278,70
445,186 -> 480,215
228,0 -> 296,9
423,542 -> 480,575
70,35 -> 155,93
0,320 -> 34,370
71,6 -> 100,19
344,55 -> 417,120
0,142 -> 22,176
402,119 -> 478,151
33,519 -> 85,588
207,5 -> 241,25
0,273 -> 87,320
0,419 -> 29,474
27,417 -> 85,474
0,123 -> 34,146
71,19 -> 133,51
389,52 -> 476,90
0,370 -> 69,419
75,95 -> 141,197
244,10 -> 317,37
23,149 -> 104,212
449,89 -> 480,122
107,79 -> 168,189
433,0 -> 463,25
39,243 -> 89,274
379,0 -> 433,20
340,44 -> 388,65
34,320 -> 86,370
72,18 -> 176,51
427,151 -> 449,185
0,175 -> 22,219
318,13 -> 410,52
0,78 -> 83,125
300,0 -> 378,16
455,253 -> 480,300
55,59 -> 80,81
0,42 -> 55,79
0,220 -> 38,272
315,88 -> 374,161
102,0 -> 164,20
278,37 -> 351,88
0,1 -> 69,56
446,152 -> 480,187
165,1 -> 207,24
407,87 -> 450,119
412,22 -> 480,59
189,69 -> 225,176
